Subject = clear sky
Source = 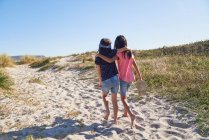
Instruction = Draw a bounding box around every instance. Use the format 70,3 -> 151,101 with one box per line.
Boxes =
0,0 -> 209,56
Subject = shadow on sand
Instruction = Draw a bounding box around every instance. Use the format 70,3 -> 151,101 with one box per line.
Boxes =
0,117 -> 124,140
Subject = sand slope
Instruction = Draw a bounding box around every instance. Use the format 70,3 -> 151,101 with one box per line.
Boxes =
0,58 -> 208,140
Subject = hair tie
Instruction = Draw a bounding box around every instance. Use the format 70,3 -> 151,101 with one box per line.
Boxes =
99,44 -> 111,48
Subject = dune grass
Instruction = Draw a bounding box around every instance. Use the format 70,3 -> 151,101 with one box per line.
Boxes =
30,58 -> 51,68
135,55 -> 209,136
0,54 -> 14,68
19,55 -> 40,64
29,58 -> 60,71
0,70 -> 13,90
72,52 -> 95,70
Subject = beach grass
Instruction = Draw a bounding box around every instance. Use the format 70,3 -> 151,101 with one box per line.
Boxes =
0,54 -> 14,68
72,52 -> 95,70
29,58 -> 59,71
19,55 -> 40,64
30,58 -> 51,68
133,40 -> 209,136
0,70 -> 13,90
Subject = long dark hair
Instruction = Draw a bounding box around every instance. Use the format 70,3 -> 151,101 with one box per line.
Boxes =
114,35 -> 132,59
98,38 -> 112,55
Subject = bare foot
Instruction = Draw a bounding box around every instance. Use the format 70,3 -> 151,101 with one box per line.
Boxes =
114,120 -> 118,125
131,114 -> 136,129
104,111 -> 110,120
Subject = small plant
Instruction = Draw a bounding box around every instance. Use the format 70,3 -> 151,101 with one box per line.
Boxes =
67,110 -> 81,118
25,135 -> 34,140
43,114 -> 51,120
0,54 -> 14,67
0,70 -> 13,90
29,77 -> 43,84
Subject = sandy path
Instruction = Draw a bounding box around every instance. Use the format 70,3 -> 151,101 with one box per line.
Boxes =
0,64 -> 208,140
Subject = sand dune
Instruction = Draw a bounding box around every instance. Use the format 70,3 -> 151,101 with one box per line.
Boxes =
0,57 -> 208,140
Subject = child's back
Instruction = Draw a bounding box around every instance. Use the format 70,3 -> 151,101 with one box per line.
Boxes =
117,52 -> 134,83
95,49 -> 118,81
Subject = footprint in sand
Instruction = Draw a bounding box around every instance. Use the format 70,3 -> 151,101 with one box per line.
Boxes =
164,130 -> 187,139
135,123 -> 146,131
167,119 -> 190,129
150,123 -> 161,129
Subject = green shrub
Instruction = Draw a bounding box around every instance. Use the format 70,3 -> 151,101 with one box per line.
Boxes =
0,70 -> 13,90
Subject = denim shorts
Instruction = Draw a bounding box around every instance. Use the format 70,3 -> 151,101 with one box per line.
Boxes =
120,80 -> 131,96
102,75 -> 119,94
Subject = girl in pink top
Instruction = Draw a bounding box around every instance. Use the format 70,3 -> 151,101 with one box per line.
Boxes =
97,35 -> 142,128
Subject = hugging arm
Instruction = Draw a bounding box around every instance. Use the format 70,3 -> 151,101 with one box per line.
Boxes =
96,48 -> 130,63
97,55 -> 117,63
132,58 -> 142,80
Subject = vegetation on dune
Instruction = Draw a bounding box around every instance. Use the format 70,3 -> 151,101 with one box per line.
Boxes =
133,40 -> 209,58
132,40 -> 209,136
29,77 -> 43,84
137,56 -> 209,135
29,58 -> 60,72
38,61 -> 57,71
19,55 -> 41,64
0,70 -> 13,90
28,52 -> 96,72
0,54 -> 14,68
71,51 -> 95,70
30,58 -> 50,68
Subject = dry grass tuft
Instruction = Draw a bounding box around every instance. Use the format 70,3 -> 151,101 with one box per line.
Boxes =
29,77 -> 43,84
0,54 -> 14,68
19,55 -> 40,64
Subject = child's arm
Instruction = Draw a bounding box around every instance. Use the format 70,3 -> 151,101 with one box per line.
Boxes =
132,58 -> 142,80
96,48 -> 131,63
96,54 -> 118,63
96,65 -> 102,87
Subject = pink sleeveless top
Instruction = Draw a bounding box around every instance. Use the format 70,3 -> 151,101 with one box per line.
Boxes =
117,52 -> 135,83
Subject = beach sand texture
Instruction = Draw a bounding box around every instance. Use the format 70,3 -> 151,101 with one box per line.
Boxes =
0,57 -> 208,140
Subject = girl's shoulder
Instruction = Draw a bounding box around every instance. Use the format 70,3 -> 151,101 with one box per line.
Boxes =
117,51 -> 135,59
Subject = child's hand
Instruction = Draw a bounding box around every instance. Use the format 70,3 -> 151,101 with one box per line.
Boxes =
95,53 -> 100,57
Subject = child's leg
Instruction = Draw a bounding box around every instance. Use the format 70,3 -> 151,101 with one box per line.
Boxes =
120,80 -> 135,128
121,95 -> 135,128
123,104 -> 128,117
111,93 -> 118,124
120,80 -> 129,116
102,93 -> 110,120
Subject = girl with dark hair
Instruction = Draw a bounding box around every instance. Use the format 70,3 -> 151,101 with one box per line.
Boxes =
95,38 -> 119,124
96,35 -> 142,128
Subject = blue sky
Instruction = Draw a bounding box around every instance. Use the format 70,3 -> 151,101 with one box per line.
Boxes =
0,0 -> 209,56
